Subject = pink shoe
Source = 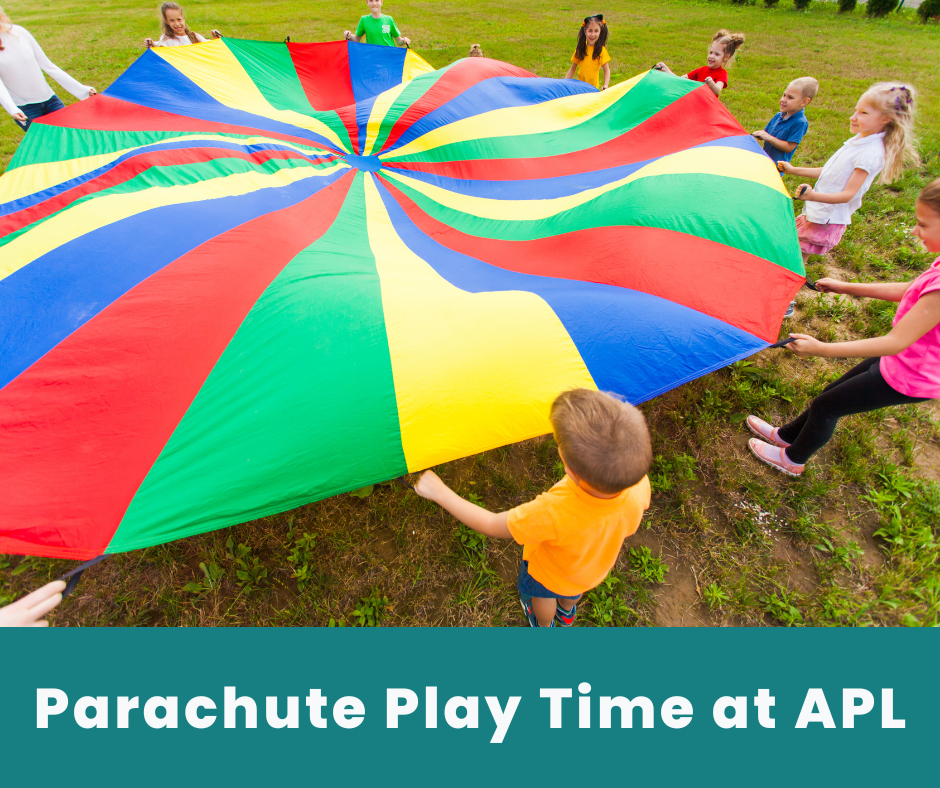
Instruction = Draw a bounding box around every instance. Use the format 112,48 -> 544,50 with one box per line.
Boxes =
748,439 -> 805,477
746,415 -> 791,448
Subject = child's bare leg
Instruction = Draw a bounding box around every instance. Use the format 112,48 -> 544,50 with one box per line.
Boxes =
531,596 -> 557,627
532,594 -> 583,626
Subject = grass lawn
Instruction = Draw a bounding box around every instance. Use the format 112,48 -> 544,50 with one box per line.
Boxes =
2,0 -> 939,626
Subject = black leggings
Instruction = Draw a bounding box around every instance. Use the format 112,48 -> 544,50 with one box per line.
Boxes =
778,357 -> 929,465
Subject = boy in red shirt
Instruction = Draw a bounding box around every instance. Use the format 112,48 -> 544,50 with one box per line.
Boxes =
415,389 -> 652,627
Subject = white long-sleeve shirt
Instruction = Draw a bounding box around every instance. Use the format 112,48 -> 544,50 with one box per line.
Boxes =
803,132 -> 886,226
0,25 -> 93,117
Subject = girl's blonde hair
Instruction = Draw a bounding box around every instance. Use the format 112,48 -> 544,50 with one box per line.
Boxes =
918,179 -> 940,218
0,6 -> 13,50
860,82 -> 919,185
713,29 -> 745,62
160,1 -> 200,45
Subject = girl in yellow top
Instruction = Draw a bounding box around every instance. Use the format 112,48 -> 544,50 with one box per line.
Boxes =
565,14 -> 610,90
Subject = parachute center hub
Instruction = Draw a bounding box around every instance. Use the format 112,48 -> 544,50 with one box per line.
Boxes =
344,154 -> 383,172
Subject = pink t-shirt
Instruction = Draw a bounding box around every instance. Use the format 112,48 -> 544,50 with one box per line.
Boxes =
881,256 -> 940,399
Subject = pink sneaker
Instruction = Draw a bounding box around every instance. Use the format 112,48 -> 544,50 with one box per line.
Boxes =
746,415 -> 791,448
748,439 -> 805,477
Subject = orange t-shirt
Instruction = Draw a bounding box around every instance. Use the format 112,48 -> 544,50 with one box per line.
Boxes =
506,475 -> 651,596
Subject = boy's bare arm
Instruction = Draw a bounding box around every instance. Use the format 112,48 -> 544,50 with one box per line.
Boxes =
414,471 -> 513,538
752,129 -> 797,153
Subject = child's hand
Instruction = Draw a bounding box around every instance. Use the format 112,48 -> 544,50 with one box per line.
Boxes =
814,278 -> 845,294
752,129 -> 767,141
653,62 -> 670,73
400,36 -> 411,46
786,333 -> 825,357
13,111 -> 27,122
794,184 -> 813,200
0,580 -> 66,627
87,87 -> 97,96
414,470 -> 448,502
778,161 -> 795,175
343,30 -> 353,40
144,37 -> 154,48
211,29 -> 223,39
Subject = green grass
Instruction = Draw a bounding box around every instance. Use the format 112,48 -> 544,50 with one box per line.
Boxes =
1,0 -> 939,626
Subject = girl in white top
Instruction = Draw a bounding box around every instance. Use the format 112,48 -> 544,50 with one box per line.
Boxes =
144,2 -> 222,48
0,6 -> 96,131
781,82 -> 918,263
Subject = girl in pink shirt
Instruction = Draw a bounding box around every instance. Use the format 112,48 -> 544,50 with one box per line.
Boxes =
746,178 -> 940,476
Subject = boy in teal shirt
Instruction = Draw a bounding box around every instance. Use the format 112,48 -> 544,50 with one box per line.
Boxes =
344,0 -> 411,47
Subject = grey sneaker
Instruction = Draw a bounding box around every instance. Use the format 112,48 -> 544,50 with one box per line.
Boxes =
783,300 -> 795,318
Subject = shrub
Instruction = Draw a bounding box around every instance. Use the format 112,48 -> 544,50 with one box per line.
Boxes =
794,0 -> 811,9
838,0 -> 857,12
919,0 -> 940,21
867,0 -> 898,17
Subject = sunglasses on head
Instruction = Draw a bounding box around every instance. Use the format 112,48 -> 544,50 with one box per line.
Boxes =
582,14 -> 605,26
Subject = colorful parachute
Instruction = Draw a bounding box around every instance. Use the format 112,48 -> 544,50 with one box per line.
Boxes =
0,40 -> 805,559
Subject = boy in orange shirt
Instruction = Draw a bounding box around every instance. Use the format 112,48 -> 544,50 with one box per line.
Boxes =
415,389 -> 652,627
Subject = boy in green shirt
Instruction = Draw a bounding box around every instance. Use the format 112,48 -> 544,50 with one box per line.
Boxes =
344,0 -> 411,47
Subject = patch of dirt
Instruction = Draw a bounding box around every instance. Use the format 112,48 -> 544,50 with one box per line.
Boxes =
771,537 -> 819,594
650,560 -> 712,627
911,440 -> 940,483
626,529 -> 714,626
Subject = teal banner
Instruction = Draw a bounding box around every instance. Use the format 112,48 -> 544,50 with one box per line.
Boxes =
1,629 -> 934,786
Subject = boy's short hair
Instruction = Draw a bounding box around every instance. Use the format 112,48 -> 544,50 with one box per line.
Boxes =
789,77 -> 819,101
550,389 -> 652,494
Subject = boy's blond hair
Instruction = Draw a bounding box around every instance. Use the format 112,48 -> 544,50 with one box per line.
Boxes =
550,389 -> 652,494
790,76 -> 819,101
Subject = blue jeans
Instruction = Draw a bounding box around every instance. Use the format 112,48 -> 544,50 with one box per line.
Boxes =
15,94 -> 65,131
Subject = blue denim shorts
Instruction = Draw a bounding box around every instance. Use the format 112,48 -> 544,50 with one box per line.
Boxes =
15,94 -> 65,131
517,560 -> 580,601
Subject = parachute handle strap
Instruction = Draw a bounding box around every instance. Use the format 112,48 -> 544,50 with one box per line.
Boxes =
57,554 -> 108,599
